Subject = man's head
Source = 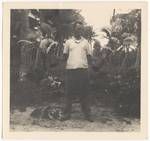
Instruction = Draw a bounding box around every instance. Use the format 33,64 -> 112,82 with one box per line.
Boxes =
73,21 -> 83,38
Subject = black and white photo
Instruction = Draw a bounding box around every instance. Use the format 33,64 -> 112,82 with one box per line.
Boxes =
2,2 -> 148,139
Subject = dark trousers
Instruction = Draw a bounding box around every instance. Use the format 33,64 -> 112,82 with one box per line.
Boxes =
64,68 -> 91,117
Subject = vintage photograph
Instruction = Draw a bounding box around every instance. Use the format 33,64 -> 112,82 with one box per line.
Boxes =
6,2 -> 145,134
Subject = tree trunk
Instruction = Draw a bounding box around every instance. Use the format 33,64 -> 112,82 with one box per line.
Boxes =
19,10 -> 30,40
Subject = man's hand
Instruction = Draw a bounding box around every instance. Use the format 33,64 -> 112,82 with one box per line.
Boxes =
63,54 -> 69,62
91,62 -> 99,72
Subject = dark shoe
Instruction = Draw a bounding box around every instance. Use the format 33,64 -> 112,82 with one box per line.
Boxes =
19,107 -> 26,112
85,116 -> 94,122
60,115 -> 71,121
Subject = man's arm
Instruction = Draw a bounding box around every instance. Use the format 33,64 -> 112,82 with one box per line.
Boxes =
62,40 -> 69,64
63,53 -> 69,62
87,54 -> 92,65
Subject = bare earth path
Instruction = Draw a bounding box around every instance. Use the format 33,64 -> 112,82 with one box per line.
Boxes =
10,103 -> 140,132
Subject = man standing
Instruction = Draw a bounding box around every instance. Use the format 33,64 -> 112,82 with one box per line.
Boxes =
62,21 -> 93,122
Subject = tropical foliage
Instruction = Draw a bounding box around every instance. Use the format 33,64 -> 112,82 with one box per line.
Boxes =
93,9 -> 141,116
10,9 -> 141,117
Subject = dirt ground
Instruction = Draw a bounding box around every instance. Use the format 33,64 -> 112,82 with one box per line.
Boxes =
10,66 -> 140,132
10,102 -> 140,132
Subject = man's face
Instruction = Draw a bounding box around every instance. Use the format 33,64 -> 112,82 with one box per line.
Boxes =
74,23 -> 83,37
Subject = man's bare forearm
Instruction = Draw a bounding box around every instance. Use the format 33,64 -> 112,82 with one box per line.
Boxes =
63,54 -> 69,62
87,54 -> 92,65
61,54 -> 69,70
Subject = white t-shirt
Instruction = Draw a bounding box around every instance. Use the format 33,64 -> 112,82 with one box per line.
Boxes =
63,37 -> 91,69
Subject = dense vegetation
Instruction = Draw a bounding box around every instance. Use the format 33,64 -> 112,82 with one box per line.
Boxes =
10,9 -> 141,117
